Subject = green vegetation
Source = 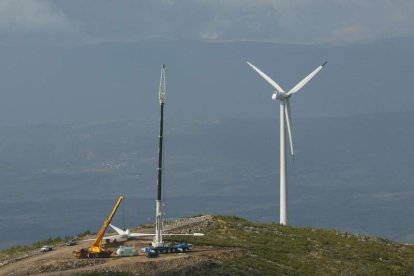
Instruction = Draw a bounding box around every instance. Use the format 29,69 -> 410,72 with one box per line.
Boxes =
0,229 -> 94,257
3,216 -> 414,275
76,230 -> 94,239
168,216 -> 414,275
0,236 -> 72,257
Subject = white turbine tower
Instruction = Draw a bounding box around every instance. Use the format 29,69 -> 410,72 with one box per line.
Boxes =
247,61 -> 327,225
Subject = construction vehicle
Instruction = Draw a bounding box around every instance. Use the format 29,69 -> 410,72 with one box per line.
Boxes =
141,243 -> 192,258
139,66 -> 201,259
116,246 -> 138,256
73,195 -> 124,258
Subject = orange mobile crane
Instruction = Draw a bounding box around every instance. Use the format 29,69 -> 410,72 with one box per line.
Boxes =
73,195 -> 124,258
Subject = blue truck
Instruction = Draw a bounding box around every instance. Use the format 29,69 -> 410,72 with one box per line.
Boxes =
141,243 -> 192,258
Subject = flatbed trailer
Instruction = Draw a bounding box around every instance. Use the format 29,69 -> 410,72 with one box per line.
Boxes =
141,243 -> 192,257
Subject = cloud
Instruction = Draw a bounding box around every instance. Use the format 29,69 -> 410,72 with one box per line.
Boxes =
3,0 -> 414,45
326,1 -> 414,43
194,0 -> 414,44
0,0 -> 71,33
332,25 -> 375,44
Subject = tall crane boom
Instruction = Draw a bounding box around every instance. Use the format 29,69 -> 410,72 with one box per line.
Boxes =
154,64 -> 166,247
90,195 -> 124,252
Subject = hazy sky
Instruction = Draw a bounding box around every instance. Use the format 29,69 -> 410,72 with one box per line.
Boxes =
1,0 -> 414,46
1,1 -> 414,126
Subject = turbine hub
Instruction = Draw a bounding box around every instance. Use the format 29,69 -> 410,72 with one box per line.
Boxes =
272,92 -> 287,101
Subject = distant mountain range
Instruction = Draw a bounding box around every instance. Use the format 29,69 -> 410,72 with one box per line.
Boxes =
1,38 -> 414,125
0,112 -> 414,249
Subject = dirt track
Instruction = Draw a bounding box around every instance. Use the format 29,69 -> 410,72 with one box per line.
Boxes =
0,216 -> 245,275
0,238 -> 244,275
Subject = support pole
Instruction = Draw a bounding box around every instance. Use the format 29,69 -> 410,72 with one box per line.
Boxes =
280,100 -> 287,225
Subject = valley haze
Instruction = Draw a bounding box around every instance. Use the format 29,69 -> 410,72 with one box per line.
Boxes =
1,112 -> 414,249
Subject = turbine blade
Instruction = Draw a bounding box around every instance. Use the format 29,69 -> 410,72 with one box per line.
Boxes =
247,61 -> 285,93
162,233 -> 205,236
129,233 -> 155,237
109,224 -> 125,235
284,98 -> 294,158
288,61 -> 327,95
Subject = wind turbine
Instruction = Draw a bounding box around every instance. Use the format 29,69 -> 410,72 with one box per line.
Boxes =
247,61 -> 327,225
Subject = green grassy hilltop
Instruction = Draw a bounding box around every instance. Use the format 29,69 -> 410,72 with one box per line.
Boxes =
2,215 -> 414,275
171,216 -> 414,275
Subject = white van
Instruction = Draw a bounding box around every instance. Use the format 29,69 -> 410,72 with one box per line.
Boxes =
116,246 -> 138,257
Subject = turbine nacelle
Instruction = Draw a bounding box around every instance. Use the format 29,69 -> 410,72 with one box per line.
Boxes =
272,91 -> 289,101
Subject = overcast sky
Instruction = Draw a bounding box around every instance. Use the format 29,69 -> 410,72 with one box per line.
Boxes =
1,0 -> 414,46
1,0 -> 414,126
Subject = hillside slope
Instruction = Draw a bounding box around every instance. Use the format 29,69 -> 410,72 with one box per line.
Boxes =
2,215 -> 413,275
173,216 -> 414,275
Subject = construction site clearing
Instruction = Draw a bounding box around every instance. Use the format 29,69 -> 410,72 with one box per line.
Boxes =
0,215 -> 245,275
